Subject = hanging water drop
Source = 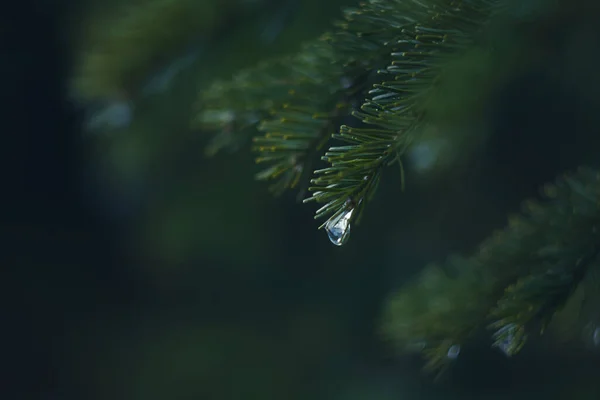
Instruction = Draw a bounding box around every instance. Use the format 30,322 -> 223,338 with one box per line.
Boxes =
497,336 -> 513,357
324,205 -> 354,246
447,344 -> 460,360
493,323 -> 517,357
593,327 -> 600,347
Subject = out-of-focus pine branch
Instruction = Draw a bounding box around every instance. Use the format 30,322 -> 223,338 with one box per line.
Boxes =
195,41 -> 359,196
305,0 -> 501,223
382,167 -> 600,374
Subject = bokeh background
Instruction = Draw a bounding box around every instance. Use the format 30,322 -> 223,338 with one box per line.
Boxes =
5,0 -> 600,399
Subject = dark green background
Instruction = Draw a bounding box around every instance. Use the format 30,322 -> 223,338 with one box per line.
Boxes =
5,0 -> 600,399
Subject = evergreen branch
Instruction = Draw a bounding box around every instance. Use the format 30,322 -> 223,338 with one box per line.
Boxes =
197,0 -> 507,235
197,1 -> 501,206
250,43 -> 355,195
252,99 -> 348,196
489,171 -> 600,355
195,57 -> 304,155
304,0 -> 502,243
546,270 -> 600,347
196,41 -> 363,195
324,0 -> 438,70
382,167 -> 600,373
488,263 -> 594,357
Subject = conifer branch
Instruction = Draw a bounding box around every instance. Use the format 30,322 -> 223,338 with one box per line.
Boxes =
195,57 -> 300,156
196,41 -> 361,195
198,1 -> 501,206
250,43 -> 355,195
382,167 -> 600,373
304,0 -> 502,237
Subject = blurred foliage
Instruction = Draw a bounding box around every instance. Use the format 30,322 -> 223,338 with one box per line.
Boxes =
62,0 -> 600,398
383,168 -> 600,373
70,0 -> 247,99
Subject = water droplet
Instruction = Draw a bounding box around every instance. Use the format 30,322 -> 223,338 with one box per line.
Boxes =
496,336 -> 513,356
447,344 -> 460,360
493,323 -> 517,357
593,327 -> 600,347
325,206 -> 354,246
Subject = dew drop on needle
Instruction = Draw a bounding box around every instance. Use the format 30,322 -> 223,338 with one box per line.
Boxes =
325,206 -> 354,246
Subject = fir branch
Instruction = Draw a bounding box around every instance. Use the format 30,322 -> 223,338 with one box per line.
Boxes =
198,0 -> 501,206
194,57 -> 300,156
489,171 -> 600,356
304,0 -> 502,240
250,43 -> 356,196
196,41 -> 360,195
546,274 -> 599,347
197,0 -> 510,241
382,167 -> 600,373
252,99 -> 348,196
